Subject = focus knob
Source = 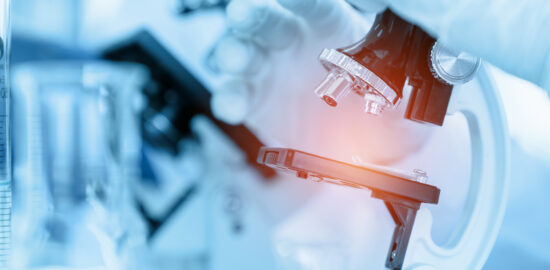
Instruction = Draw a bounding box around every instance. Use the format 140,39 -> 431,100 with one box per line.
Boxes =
430,42 -> 480,85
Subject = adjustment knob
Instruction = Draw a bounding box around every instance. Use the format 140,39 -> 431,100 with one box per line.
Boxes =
430,42 -> 480,85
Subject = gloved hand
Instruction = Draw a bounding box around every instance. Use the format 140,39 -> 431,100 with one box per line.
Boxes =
209,0 -> 435,164
205,1 -> 488,269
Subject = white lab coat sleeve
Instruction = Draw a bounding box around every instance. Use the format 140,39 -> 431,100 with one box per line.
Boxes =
378,0 -> 550,94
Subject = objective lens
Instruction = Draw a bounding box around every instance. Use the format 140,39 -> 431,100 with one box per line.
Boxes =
314,71 -> 352,107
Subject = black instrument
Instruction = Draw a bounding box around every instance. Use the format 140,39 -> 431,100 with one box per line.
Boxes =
257,147 -> 440,270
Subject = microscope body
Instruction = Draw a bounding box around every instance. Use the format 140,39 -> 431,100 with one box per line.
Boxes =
316,9 -> 479,126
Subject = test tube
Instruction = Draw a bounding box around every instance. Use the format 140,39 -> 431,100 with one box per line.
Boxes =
0,0 -> 11,269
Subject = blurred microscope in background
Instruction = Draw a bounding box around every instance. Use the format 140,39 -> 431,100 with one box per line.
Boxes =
6,0 -> 550,269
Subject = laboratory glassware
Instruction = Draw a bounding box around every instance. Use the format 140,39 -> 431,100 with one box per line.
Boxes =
11,61 -> 148,269
0,0 -> 11,268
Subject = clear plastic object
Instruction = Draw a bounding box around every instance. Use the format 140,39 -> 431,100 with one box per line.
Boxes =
11,62 -> 148,269
0,0 -> 10,269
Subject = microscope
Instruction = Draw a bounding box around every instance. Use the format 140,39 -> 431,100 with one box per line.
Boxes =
314,9 -> 479,125
259,8 -> 483,270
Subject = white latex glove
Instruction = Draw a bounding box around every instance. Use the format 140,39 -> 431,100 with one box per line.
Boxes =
210,0 -> 435,164
351,0 -> 550,93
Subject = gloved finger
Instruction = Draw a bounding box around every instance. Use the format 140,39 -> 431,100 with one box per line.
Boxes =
276,0 -> 371,38
346,0 -> 387,13
226,0 -> 302,50
210,79 -> 253,125
210,33 -> 266,75
171,0 -> 229,14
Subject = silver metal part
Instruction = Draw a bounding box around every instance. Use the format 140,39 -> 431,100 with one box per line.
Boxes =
363,92 -> 390,115
315,48 -> 399,115
310,175 -> 324,183
314,71 -> 352,107
413,169 -> 428,184
430,42 -> 480,85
